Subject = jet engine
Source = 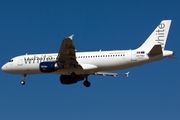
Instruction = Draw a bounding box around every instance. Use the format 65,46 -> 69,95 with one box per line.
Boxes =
60,75 -> 84,84
39,62 -> 58,73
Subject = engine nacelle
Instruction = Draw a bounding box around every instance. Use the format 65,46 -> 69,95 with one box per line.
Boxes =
39,62 -> 58,73
60,75 -> 84,84
60,75 -> 77,84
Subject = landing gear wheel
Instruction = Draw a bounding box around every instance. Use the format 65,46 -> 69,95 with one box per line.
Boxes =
83,80 -> 91,87
20,81 -> 25,85
20,74 -> 26,85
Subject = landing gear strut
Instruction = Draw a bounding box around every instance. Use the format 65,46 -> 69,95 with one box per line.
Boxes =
70,72 -> 91,87
20,74 -> 26,85
83,77 -> 91,87
70,72 -> 76,78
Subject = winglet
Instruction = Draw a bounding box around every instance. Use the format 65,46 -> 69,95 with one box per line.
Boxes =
68,34 -> 74,40
119,71 -> 130,77
125,72 -> 130,77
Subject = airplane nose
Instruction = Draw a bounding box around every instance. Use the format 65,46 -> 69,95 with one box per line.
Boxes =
1,64 -> 7,72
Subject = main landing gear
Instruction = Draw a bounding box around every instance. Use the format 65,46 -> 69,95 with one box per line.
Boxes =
83,76 -> 91,87
70,72 -> 91,87
20,74 -> 26,85
70,72 -> 76,78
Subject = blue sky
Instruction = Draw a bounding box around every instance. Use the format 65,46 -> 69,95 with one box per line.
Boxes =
0,0 -> 179,120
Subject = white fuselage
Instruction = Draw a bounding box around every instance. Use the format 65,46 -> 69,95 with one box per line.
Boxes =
1,49 -> 173,75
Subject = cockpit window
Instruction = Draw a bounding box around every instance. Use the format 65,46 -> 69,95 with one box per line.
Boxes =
9,59 -> 13,62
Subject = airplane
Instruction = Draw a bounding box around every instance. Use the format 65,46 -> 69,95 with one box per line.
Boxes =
1,20 -> 174,87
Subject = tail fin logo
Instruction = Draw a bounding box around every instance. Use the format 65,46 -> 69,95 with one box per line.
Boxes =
138,20 -> 171,50
156,23 -> 165,48
136,51 -> 145,54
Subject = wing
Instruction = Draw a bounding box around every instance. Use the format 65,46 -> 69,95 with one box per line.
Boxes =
56,35 -> 80,68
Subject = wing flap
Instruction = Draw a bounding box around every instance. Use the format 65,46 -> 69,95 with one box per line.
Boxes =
80,64 -> 98,70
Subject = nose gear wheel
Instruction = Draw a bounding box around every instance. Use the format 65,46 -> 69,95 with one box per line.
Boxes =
20,74 -> 26,85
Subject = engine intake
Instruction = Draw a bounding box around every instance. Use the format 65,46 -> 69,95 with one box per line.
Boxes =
39,62 -> 58,73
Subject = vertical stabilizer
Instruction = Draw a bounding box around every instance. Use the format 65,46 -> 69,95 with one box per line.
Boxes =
138,20 -> 171,50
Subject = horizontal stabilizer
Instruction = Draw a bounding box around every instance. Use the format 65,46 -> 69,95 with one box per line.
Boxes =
148,45 -> 162,56
94,72 -> 118,77
94,72 -> 129,77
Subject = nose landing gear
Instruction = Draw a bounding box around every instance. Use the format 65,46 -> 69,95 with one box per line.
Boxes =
20,74 -> 26,85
